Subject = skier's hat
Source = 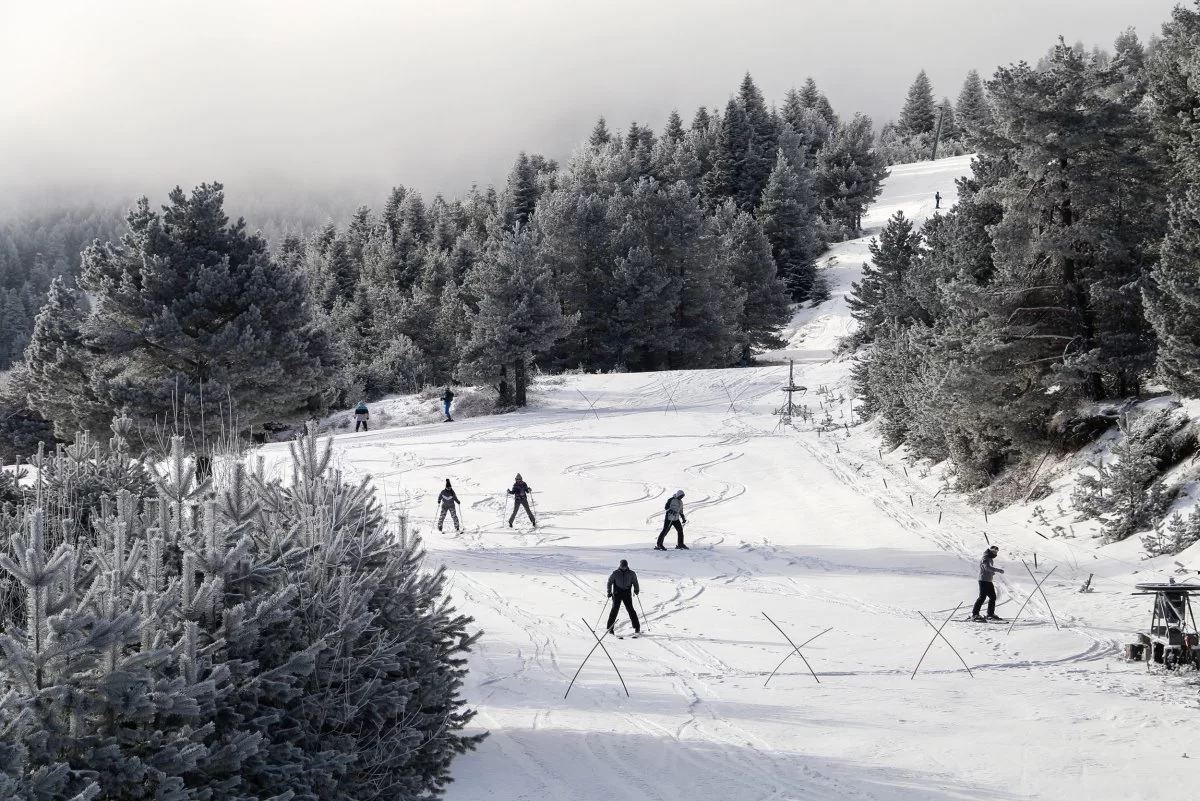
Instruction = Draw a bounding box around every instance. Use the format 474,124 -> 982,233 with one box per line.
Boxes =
986,545 -> 999,554
515,473 -> 523,480
619,559 -> 628,568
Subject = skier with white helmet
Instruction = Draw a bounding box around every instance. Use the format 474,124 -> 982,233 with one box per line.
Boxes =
656,490 -> 688,550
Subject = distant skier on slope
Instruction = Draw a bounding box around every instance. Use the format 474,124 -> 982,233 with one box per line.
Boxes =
606,559 -> 641,637
655,490 -> 688,550
507,473 -> 536,528
935,191 -> 942,210
972,545 -> 1005,622
442,386 -> 455,421
353,401 -> 370,432
436,479 -> 462,532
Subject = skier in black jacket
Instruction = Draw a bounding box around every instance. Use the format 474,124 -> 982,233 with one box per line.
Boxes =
606,559 -> 641,636
507,473 -> 536,527
442,387 -> 455,421
436,479 -> 462,532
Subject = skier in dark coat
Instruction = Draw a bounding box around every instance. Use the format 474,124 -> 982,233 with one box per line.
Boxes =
935,191 -> 942,209
442,387 -> 455,421
353,401 -> 369,432
507,473 -> 536,527
972,545 -> 1005,621
656,490 -> 687,550
436,479 -> 462,532
606,559 -> 641,636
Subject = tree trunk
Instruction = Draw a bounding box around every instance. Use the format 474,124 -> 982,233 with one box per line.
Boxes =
497,364 -> 511,407
1058,161 -> 1104,401
514,359 -> 528,407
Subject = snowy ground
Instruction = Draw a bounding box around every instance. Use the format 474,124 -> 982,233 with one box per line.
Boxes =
261,155 -> 1200,801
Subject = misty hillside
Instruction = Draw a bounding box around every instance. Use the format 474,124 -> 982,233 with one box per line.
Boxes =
2,2 -> 1199,800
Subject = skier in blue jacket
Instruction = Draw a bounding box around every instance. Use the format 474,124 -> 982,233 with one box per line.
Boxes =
507,474 -> 536,528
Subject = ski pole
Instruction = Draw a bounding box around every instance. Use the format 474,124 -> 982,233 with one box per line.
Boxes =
637,594 -> 649,631
594,596 -> 611,632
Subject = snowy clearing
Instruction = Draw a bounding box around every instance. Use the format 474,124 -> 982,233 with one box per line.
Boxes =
262,155 -> 1199,801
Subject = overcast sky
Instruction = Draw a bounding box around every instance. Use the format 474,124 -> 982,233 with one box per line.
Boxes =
0,0 -> 1181,205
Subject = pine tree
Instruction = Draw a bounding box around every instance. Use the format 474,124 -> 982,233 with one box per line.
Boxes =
955,69 -> 994,145
711,202 -> 790,360
846,211 -> 922,345
814,115 -> 889,236
589,116 -> 612,148
1145,189 -> 1200,395
27,185 -> 339,444
1148,4 -> 1200,192
780,90 -> 833,168
977,41 -> 1164,407
501,152 -> 539,232
758,150 -> 822,300
663,110 -> 686,143
899,70 -> 937,136
702,98 -> 752,209
1071,410 -> 1190,542
461,226 -> 575,405
16,276 -> 109,438
798,77 -> 838,126
1144,506 -> 1200,556
739,73 -> 779,208
0,429 -> 484,800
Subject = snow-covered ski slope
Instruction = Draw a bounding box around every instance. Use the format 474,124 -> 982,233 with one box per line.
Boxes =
266,155 -> 1198,801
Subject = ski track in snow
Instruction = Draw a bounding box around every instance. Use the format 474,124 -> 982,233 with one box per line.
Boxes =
259,156 -> 1198,801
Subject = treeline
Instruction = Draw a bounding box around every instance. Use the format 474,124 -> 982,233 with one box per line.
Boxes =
0,204 -> 126,369
4,72 -> 894,453
284,72 -> 891,406
849,16 -> 1200,545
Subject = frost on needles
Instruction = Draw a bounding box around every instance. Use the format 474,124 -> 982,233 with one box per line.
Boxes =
0,425 -> 481,801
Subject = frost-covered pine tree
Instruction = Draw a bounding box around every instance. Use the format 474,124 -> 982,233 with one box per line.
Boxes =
703,98 -> 753,210
501,152 -> 539,232
846,211 -> 922,346
16,276 -> 109,439
738,73 -> 778,210
461,225 -> 575,405
1145,190 -> 1200,396
758,150 -> 822,300
899,70 -> 937,136
0,429 -> 483,800
1143,507 -> 1200,557
711,201 -> 790,361
1148,3 -> 1200,193
798,77 -> 838,127
662,110 -> 686,144
25,184 -> 339,444
815,115 -> 889,236
954,69 -> 994,145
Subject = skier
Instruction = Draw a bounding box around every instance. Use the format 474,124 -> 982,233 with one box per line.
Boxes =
655,490 -> 688,550
436,479 -> 462,532
934,191 -> 942,209
507,473 -> 536,528
353,401 -> 369,432
442,386 -> 455,421
606,559 -> 641,637
971,545 -> 1005,622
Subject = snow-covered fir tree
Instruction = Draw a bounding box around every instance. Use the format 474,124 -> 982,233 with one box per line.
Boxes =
461,225 -> 575,405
